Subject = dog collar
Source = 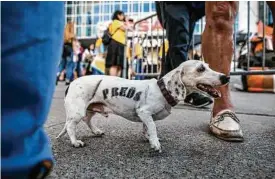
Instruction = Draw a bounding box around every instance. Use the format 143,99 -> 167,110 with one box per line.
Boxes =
157,78 -> 179,107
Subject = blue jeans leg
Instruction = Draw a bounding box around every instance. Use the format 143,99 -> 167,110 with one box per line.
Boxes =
157,2 -> 205,76
65,56 -> 75,82
57,57 -> 66,76
1,2 -> 64,177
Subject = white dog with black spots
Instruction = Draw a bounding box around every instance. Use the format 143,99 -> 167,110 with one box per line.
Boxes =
57,60 -> 229,152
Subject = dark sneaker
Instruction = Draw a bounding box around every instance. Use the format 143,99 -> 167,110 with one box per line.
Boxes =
65,79 -> 71,86
29,160 -> 53,179
184,92 -> 213,108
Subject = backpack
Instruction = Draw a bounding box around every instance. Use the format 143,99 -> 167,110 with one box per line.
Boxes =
102,24 -> 120,45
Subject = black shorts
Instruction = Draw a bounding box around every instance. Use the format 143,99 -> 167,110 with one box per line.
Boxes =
106,39 -> 125,68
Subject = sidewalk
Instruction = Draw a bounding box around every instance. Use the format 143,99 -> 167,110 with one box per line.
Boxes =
46,84 -> 275,179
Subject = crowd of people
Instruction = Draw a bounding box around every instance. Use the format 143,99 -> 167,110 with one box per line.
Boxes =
56,21 -> 98,86
56,38 -> 97,86
57,10 -> 135,85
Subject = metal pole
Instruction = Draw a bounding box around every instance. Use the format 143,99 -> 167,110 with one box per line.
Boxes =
263,2 -> 266,70
150,17 -> 153,75
247,1 -> 250,71
230,70 -> 275,75
192,33 -> 195,59
233,19 -> 237,72
200,18 -> 203,61
122,30 -> 128,78
156,19 -> 160,73
145,22 -> 149,74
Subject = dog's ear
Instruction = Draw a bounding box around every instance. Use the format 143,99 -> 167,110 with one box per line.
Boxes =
180,69 -> 184,77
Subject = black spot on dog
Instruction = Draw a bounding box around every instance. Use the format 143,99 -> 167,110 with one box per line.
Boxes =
175,81 -> 178,85
167,80 -> 171,86
175,88 -> 179,95
168,90 -> 172,94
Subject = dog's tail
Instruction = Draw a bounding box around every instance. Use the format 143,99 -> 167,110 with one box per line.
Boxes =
56,123 -> 67,139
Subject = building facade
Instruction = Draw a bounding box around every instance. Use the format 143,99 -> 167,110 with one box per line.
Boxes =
65,1 -> 272,40
65,1 -> 158,39
65,1 -> 208,40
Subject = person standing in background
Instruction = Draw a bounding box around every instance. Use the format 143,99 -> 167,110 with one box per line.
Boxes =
63,23 -> 76,85
105,10 -> 132,77
82,43 -> 97,76
2,2 -> 64,178
72,39 -> 83,80
56,22 -> 75,85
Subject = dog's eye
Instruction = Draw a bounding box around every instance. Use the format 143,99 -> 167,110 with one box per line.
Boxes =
197,65 -> 205,73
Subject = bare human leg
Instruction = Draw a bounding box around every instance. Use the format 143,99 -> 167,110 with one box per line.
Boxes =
109,66 -> 120,76
202,2 -> 243,141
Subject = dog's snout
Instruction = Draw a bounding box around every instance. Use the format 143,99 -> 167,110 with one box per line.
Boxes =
220,75 -> 230,85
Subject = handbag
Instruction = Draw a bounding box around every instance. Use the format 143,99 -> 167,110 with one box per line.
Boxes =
102,25 -> 120,45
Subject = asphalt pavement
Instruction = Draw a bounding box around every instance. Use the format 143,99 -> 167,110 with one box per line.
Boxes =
46,83 -> 275,179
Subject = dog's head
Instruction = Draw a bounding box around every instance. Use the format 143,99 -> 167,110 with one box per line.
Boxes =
178,60 -> 229,98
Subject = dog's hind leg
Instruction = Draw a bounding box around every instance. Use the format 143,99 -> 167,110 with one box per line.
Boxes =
83,112 -> 104,137
66,120 -> 85,147
65,99 -> 87,148
56,123 -> 67,139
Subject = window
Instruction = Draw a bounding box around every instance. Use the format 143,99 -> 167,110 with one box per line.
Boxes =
77,6 -> 81,14
92,26 -> 97,37
76,16 -> 81,25
109,4 -> 114,13
86,12 -> 92,25
76,26 -> 81,37
133,3 -> 138,12
151,2 -> 156,12
103,4 -> 109,13
104,15 -> 110,21
94,4 -> 99,14
94,15 -> 99,25
86,26 -> 92,36
67,7 -> 72,15
115,4 -> 120,11
122,4 -> 128,13
144,3 -> 149,12
67,17 -> 72,23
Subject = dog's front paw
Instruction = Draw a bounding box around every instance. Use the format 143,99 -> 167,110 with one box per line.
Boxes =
93,129 -> 105,137
149,138 -> 162,153
72,140 -> 85,148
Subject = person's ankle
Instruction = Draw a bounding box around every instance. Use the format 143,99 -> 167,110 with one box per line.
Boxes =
212,103 -> 233,117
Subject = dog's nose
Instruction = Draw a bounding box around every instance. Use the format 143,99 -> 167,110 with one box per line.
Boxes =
220,75 -> 230,85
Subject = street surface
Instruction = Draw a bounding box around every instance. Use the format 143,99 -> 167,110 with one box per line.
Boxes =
47,83 -> 275,179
